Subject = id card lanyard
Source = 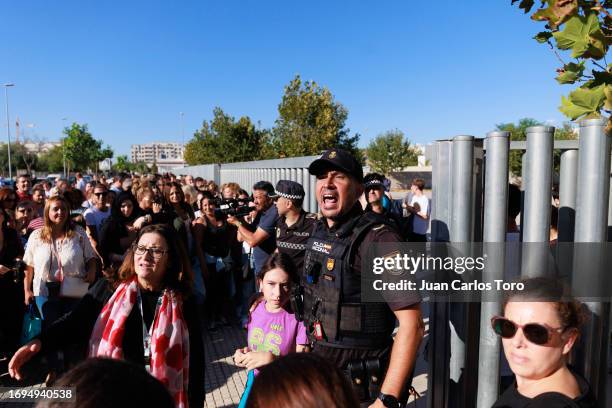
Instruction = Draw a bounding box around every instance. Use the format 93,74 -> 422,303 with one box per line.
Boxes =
50,239 -> 63,282
137,288 -> 161,372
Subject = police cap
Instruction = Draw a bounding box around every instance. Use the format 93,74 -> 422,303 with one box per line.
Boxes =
363,173 -> 385,191
275,180 -> 305,200
308,148 -> 363,182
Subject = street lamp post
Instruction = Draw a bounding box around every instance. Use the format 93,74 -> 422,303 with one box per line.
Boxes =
3,83 -> 15,180
61,117 -> 67,177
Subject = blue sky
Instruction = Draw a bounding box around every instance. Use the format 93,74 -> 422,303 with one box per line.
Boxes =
1,1 -> 569,157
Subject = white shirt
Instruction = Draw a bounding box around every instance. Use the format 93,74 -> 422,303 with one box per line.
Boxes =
410,194 -> 430,235
83,206 -> 111,232
23,226 -> 95,296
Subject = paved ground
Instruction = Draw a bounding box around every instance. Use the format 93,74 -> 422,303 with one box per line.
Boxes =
2,320 -> 610,408
204,326 -> 248,408
203,323 -> 429,408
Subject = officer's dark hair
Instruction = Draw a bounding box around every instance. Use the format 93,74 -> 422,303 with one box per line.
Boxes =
285,196 -> 304,209
247,253 -> 300,321
36,357 -> 174,408
252,181 -> 275,196
246,353 -> 359,408
238,189 -> 249,198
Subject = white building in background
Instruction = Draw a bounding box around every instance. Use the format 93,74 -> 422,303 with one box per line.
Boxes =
131,142 -> 186,172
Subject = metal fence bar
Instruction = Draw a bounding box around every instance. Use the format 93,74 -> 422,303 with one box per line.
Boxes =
521,126 -> 554,278
476,131 -> 510,408
428,140 -> 453,408
449,136 -> 475,407
572,118 -> 611,407
558,150 -> 578,242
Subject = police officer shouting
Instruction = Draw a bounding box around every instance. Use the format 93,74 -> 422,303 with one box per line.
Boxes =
303,149 -> 423,408
274,180 -> 317,275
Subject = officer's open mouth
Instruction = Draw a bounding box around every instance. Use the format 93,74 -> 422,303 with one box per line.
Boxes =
322,193 -> 338,205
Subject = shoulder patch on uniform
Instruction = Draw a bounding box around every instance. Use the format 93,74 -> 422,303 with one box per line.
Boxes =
372,224 -> 385,231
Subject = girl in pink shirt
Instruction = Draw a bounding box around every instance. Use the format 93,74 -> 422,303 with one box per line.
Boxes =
234,252 -> 309,372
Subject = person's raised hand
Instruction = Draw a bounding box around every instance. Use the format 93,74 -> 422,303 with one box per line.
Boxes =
8,340 -> 42,381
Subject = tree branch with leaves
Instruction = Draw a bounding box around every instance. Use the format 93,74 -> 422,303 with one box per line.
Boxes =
512,0 -> 612,124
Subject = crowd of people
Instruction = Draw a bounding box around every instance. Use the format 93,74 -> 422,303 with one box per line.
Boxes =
0,149 -> 598,408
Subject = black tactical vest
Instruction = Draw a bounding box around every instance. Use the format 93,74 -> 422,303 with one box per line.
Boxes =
302,211 -> 396,349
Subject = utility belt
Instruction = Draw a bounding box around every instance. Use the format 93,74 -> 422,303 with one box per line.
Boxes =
343,357 -> 387,404
343,357 -> 414,407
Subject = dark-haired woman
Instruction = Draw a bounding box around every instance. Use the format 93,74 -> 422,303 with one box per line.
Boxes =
99,191 -> 143,269
492,278 -> 595,407
10,224 -> 204,408
0,187 -> 18,226
0,209 -> 24,362
193,191 -> 240,329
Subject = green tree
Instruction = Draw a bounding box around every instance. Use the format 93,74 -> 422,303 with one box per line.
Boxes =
496,118 -> 542,175
37,146 -> 65,173
511,1 -> 612,125
63,123 -> 112,172
496,118 -> 577,175
366,130 -> 420,175
113,155 -> 132,172
271,75 -> 362,161
184,107 -> 269,165
132,161 -> 150,174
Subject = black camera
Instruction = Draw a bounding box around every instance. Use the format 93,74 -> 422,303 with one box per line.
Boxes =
11,259 -> 26,284
213,197 -> 254,218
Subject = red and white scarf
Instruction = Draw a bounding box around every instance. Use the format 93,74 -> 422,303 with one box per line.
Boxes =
88,276 -> 190,408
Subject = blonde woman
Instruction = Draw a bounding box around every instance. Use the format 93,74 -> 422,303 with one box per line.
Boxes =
22,196 -> 97,383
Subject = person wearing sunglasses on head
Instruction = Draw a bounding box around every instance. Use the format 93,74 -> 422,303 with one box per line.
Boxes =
492,277 -> 595,408
83,184 -> 111,251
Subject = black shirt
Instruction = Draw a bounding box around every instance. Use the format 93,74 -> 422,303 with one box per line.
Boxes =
493,370 -> 595,408
275,210 -> 317,274
39,279 -> 205,408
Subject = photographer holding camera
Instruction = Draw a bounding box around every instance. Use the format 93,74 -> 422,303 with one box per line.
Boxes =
227,181 -> 278,275
193,191 -> 242,329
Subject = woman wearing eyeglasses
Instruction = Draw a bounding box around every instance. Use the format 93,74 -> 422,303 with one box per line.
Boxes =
492,278 -> 595,407
9,224 -> 204,408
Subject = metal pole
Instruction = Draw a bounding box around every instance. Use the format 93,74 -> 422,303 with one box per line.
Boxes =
520,125 -> 554,277
450,135 -> 475,242
428,140 -> 453,408
571,118 -> 611,406
558,150 -> 578,242
4,84 -> 14,180
449,135 -> 474,407
476,131 -> 510,408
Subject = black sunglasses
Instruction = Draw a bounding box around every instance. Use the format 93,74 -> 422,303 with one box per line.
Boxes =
94,192 -> 108,197
491,316 -> 565,346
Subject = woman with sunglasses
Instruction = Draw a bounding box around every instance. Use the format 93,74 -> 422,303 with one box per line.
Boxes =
9,224 -> 204,408
0,187 -> 18,226
492,278 -> 594,407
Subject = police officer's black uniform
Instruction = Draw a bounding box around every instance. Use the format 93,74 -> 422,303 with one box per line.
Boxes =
302,149 -> 421,407
276,211 -> 317,273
